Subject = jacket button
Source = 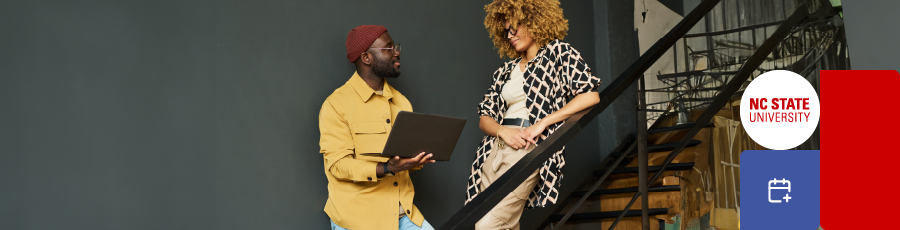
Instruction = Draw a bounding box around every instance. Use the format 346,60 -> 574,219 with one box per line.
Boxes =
367,177 -> 372,181
406,210 -> 410,215
386,119 -> 390,124
393,182 -> 398,186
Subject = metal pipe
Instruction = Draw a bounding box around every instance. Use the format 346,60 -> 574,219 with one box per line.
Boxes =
729,157 -> 740,211
705,6 -> 716,69
638,73 -> 650,230
683,20 -> 784,38
727,112 -> 739,210
674,40 -> 680,73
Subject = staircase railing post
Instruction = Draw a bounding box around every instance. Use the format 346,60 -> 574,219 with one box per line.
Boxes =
638,73 -> 650,230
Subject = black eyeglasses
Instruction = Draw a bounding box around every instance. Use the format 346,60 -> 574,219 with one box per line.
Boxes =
503,25 -> 518,39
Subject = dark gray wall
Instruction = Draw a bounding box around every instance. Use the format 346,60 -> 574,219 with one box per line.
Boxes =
592,0 -> 620,161
607,0 -> 641,149
842,0 -> 900,70
0,0 -> 217,229
1,0 -> 599,229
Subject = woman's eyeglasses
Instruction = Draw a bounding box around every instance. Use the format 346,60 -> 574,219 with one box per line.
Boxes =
503,26 -> 518,39
369,43 -> 401,55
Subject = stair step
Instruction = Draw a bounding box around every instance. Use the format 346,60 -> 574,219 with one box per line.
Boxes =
549,208 -> 669,222
608,140 -> 703,158
594,162 -> 695,176
571,185 -> 681,197
648,122 -> 714,134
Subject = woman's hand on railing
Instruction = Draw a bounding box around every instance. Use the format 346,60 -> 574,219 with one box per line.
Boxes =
518,123 -> 546,149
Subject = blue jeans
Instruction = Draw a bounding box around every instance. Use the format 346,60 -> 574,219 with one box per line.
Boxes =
330,216 -> 434,230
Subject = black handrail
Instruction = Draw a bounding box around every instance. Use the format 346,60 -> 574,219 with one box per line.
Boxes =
606,1 -> 834,229
436,0 -> 723,229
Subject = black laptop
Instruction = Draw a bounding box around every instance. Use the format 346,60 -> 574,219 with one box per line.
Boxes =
380,111 -> 466,161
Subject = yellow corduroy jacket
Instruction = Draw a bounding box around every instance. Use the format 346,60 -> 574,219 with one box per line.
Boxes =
319,72 -> 425,230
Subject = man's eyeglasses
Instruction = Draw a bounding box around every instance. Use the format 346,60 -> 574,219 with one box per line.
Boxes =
503,25 -> 518,39
369,43 -> 401,55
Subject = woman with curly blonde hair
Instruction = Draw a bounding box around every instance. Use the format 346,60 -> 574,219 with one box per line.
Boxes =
465,0 -> 602,229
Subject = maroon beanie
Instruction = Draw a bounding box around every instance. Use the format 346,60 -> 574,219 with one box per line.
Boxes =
346,25 -> 388,63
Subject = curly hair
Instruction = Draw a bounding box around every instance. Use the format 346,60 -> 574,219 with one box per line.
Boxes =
484,0 -> 569,58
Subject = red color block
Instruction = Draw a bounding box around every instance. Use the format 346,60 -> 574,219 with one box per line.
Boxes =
821,70 -> 900,229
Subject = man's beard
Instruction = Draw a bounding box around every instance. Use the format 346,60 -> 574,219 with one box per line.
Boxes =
372,56 -> 401,79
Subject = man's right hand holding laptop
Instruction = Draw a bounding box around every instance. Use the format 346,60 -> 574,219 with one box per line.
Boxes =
376,152 -> 436,177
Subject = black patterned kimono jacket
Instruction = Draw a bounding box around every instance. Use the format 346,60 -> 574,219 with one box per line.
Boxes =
466,39 -> 602,208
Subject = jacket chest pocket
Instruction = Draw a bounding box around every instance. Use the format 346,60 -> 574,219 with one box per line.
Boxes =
350,121 -> 388,156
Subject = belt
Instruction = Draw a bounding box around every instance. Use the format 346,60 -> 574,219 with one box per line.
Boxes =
501,118 -> 531,128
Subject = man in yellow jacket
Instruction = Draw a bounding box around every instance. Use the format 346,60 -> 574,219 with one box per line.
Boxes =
319,25 -> 436,230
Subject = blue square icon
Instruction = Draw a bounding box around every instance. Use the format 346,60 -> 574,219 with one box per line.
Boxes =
741,150 -> 819,230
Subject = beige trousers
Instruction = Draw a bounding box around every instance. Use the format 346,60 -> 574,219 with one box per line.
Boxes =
476,125 -> 540,230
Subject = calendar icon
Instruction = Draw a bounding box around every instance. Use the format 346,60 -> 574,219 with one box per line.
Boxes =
768,178 -> 792,203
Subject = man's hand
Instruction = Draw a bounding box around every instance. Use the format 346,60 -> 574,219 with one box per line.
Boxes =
387,152 -> 436,172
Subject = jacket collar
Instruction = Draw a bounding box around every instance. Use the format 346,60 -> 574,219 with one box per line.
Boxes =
532,46 -> 551,62
513,39 -> 556,68
349,71 -> 393,103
